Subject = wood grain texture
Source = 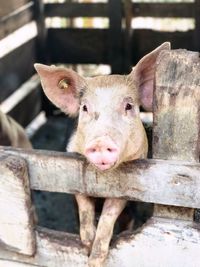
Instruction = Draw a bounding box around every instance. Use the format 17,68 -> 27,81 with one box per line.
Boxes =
0,153 -> 35,255
0,219 -> 200,267
0,2 -> 33,40
153,49 -> 200,220
153,49 -> 200,162
1,147 -> 200,209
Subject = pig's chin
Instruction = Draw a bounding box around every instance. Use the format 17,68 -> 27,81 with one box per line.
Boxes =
94,163 -> 115,171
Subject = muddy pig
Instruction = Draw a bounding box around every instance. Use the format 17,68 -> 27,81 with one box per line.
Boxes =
0,109 -> 32,149
35,42 -> 170,267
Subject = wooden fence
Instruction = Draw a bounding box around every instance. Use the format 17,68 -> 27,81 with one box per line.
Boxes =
1,0 -> 200,266
1,0 -> 200,120
0,48 -> 200,266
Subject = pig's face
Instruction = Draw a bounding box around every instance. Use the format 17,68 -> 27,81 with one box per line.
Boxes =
35,42 -> 170,171
70,75 -> 148,170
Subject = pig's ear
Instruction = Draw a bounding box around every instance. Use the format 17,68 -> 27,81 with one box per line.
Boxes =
130,42 -> 171,111
34,64 -> 86,116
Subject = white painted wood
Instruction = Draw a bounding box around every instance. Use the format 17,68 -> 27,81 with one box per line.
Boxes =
0,75 -> 40,114
1,147 -> 200,209
0,219 -> 200,267
0,227 -> 88,267
106,217 -> 200,267
0,154 -> 35,255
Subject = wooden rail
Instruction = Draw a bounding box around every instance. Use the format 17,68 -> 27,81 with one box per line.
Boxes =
0,2 -> 34,40
44,2 -> 195,18
1,147 -> 200,209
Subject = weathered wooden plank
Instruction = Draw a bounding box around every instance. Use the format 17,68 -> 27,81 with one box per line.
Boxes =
123,0 -> 133,73
34,0 -> 47,63
108,0 -> 123,74
0,218 -> 200,267
0,2 -> 34,40
0,75 -> 42,127
45,3 -> 108,18
0,261 -> 38,267
132,30 -> 194,65
47,28 -> 109,64
0,154 -> 35,255
0,0 -> 30,17
0,227 -> 87,267
153,49 -> 200,161
0,39 -> 36,101
132,2 -> 194,18
44,2 -> 194,19
153,49 -> 200,220
47,29 -> 193,65
1,147 -> 200,209
194,0 -> 200,51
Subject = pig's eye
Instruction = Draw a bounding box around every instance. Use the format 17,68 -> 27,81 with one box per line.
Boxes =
82,105 -> 88,112
125,103 -> 133,111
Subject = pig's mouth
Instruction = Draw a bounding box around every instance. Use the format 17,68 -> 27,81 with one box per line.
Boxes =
92,161 -> 116,171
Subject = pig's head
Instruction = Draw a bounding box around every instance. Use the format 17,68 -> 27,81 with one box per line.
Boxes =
35,42 -> 170,171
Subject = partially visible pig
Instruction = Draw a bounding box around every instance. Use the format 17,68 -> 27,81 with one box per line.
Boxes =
0,110 -> 32,149
35,42 -> 170,267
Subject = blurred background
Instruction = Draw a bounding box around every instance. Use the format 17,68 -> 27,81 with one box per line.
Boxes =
0,0 -> 199,233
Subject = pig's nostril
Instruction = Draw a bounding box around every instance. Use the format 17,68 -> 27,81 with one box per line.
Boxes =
107,147 -> 117,153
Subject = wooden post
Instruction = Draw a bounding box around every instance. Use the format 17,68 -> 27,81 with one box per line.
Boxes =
108,0 -> 123,74
153,49 -> 200,220
123,0 -> 133,73
33,0 -> 53,116
0,154 -> 36,255
194,0 -> 200,51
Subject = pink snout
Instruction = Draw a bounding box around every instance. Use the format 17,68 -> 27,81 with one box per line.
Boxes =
85,137 -> 119,171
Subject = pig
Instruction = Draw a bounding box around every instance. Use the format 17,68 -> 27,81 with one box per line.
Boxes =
34,42 -> 170,267
0,109 -> 32,149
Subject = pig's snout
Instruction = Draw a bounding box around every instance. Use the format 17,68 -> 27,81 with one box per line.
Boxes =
85,137 -> 119,171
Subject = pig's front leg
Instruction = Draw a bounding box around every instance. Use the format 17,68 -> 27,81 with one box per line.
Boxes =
75,194 -> 96,252
87,198 -> 127,267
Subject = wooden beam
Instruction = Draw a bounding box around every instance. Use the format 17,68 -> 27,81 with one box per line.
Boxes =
153,49 -> 200,161
132,30 -> 194,64
1,147 -> 200,209
0,2 -> 34,40
47,28 -> 109,64
0,153 -> 36,255
0,0 -> 30,17
132,2 -> 194,18
0,226 -> 88,267
0,75 -> 42,127
153,49 -> 200,220
34,0 -> 47,63
194,0 -> 200,51
45,3 -> 108,18
47,29 -> 194,65
0,218 -> 200,267
0,38 -> 36,102
44,2 -> 194,19
108,0 -> 123,73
